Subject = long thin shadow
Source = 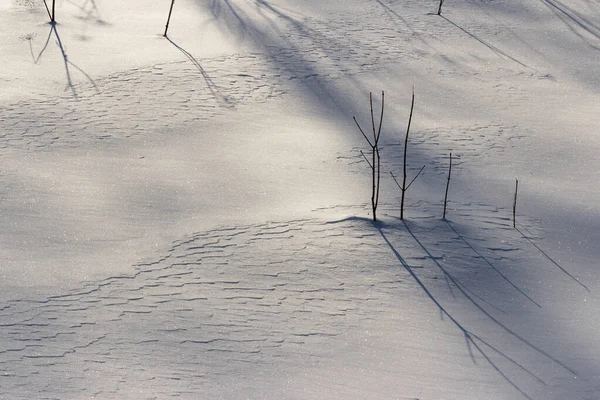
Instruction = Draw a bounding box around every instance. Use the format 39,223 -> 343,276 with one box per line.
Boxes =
440,15 -> 530,68
401,220 -> 577,377
165,36 -> 230,105
33,23 -> 98,97
374,0 -> 436,52
516,226 -> 589,292
541,0 -> 600,38
445,220 -> 542,308
377,224 -> 541,400
540,0 -> 600,50
33,27 -> 53,64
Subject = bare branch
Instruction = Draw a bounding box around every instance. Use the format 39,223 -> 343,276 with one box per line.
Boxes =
400,88 -> 415,220
164,0 -> 176,37
375,91 -> 385,145
405,165 -> 426,191
443,152 -> 452,219
390,171 -> 402,190
360,150 -> 374,170
370,92 -> 376,140
42,0 -> 52,21
354,117 -> 374,148
375,147 -> 381,208
405,87 -> 415,142
513,179 -> 519,228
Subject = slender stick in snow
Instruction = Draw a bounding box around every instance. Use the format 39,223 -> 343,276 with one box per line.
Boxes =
354,91 -> 384,222
164,0 -> 176,37
443,152 -> 452,219
437,0 -> 445,16
400,88 -> 415,220
513,178 -> 519,228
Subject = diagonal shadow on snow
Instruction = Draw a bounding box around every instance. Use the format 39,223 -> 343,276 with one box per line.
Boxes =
445,220 -> 543,307
400,219 -> 577,377
376,222 -> 544,400
439,15 -> 531,69
196,0 -> 371,115
32,22 -> 98,98
516,225 -> 590,292
539,0 -> 600,50
165,35 -> 232,106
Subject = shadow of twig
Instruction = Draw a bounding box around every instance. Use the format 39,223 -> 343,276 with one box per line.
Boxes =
377,224 -> 542,400
374,0 -> 436,51
440,15 -> 530,69
516,226 -> 589,292
65,0 -> 103,22
31,22 -> 99,98
164,36 -> 231,105
445,220 -> 542,308
33,28 -> 53,64
539,0 -> 600,50
399,220 -> 577,376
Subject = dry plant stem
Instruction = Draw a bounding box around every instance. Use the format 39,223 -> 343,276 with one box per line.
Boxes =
443,152 -> 452,219
375,93 -> 384,213
438,0 -> 444,15
52,0 -> 55,22
42,0 -> 52,21
164,0 -> 176,37
354,91 -> 384,221
400,89 -> 415,220
390,165 -> 425,204
406,165 -> 425,191
513,179 -> 519,228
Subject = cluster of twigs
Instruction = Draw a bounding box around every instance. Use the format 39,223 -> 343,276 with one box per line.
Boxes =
355,91 -> 520,226
353,92 -> 384,222
355,90 -> 424,222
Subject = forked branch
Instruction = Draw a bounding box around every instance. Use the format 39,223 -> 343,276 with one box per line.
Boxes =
354,91 -> 385,221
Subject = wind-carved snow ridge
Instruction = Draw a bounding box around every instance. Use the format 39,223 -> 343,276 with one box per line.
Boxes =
0,213 -> 588,399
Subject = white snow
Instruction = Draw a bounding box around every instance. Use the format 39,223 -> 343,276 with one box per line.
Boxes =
1,0 -> 599,399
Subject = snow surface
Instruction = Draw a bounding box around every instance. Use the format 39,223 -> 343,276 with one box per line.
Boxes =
1,0 -> 599,399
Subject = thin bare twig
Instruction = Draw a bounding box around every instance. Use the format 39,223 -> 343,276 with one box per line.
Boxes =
42,0 -> 52,21
438,0 -> 445,16
355,91 -> 384,221
400,88 -> 415,220
360,150 -> 373,170
513,178 -> 518,228
405,165 -> 426,191
354,117 -> 373,147
390,171 -> 401,189
164,0 -> 176,37
443,152 -> 452,219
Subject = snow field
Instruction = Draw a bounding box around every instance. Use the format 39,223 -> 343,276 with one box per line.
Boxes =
1,0 -> 600,398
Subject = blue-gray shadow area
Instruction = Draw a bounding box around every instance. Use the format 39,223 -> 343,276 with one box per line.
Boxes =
374,218 -> 580,399
192,0 -> 377,116
445,220 -> 543,307
539,0 -> 600,50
